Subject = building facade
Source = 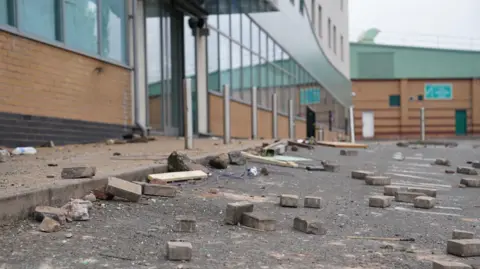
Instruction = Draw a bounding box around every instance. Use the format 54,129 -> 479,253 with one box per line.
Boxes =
351,42 -> 480,139
0,0 -> 351,147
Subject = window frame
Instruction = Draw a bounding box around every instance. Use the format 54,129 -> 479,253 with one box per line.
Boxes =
389,95 -> 401,107
327,18 -> 331,48
333,25 -> 337,54
0,0 -> 130,68
318,5 -> 322,37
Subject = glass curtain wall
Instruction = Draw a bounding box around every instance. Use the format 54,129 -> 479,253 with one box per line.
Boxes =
205,0 -> 313,117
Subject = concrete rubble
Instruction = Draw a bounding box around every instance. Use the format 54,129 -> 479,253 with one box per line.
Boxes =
395,192 -> 425,203
228,151 -> 246,165
447,239 -> 480,257
293,217 -> 327,235
369,195 -> 393,208
0,149 -> 10,163
225,201 -> 254,225
351,170 -> 374,180
452,230 -> 475,240
168,151 -> 209,173
61,166 -> 96,179
241,212 -> 276,231
166,240 -> 193,261
432,260 -> 472,269
472,161 -> 480,169
322,161 -> 340,172
304,196 -> 322,208
434,158 -> 451,166
34,206 -> 67,225
407,187 -> 437,197
365,176 -> 391,186
340,149 -> 358,156
384,185 -> 406,196
141,183 -> 177,197
280,194 -> 299,208
39,217 -> 61,233
174,215 -> 196,233
460,178 -> 480,187
457,166 -> 478,175
413,196 -> 436,209
61,199 -> 91,221
209,153 -> 229,169
105,177 -> 142,202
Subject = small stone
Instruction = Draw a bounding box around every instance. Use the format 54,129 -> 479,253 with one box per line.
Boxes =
208,188 -> 219,194
209,153 -> 229,169
384,185 -> 406,196
304,196 -> 322,209
241,212 -> 276,231
351,170 -> 374,180
396,142 -> 409,147
143,184 -> 177,197
413,196 -> 436,209
166,241 -> 192,261
34,206 -> 67,225
432,260 -> 471,269
392,152 -> 405,161
395,192 -> 425,203
453,230 -> 475,240
369,196 -> 393,208
460,178 -> 480,187
65,233 -> 73,238
447,239 -> 480,257
83,193 -> 96,202
323,162 -> 339,172
306,166 -> 325,171
434,158 -> 451,166
445,169 -> 455,174
260,167 -> 269,175
293,217 -> 327,235
340,150 -> 358,156
365,176 -> 391,186
228,151 -> 246,165
39,217 -> 61,233
280,194 -> 299,208
472,161 -> 480,169
167,151 -> 209,173
61,199 -> 90,221
457,166 -> 478,175
61,166 -> 96,179
225,201 -> 254,225
105,177 -> 142,202
407,187 -> 437,197
0,149 -> 9,163
291,145 -> 298,152
173,215 -> 196,233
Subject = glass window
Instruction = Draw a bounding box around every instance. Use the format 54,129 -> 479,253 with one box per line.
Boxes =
318,5 -> 322,37
0,0 -> 14,26
251,22 -> 259,53
17,0 -> 61,41
219,35 -> 231,87
389,95 -> 401,107
241,15 -> 250,49
231,42 -> 241,91
252,53 -> 260,88
333,25 -> 337,54
230,12 -> 240,42
328,18 -> 331,48
64,0 -> 98,54
218,0 -> 230,34
242,48 -> 251,89
311,0 -> 315,25
299,0 -> 304,15
260,30 -> 267,59
340,35 -> 344,61
207,30 -> 220,91
100,0 -> 127,63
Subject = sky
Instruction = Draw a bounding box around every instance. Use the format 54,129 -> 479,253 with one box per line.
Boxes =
349,0 -> 480,50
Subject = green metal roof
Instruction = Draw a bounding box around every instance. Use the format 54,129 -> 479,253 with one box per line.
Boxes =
350,42 -> 480,79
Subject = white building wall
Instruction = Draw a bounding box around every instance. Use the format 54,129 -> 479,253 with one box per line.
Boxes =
305,0 -> 350,78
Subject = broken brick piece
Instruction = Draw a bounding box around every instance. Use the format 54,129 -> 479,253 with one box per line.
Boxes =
105,177 -> 142,202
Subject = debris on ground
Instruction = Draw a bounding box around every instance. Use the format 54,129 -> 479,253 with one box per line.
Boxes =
447,239 -> 480,257
209,153 -> 229,169
432,260 -> 471,269
241,151 -> 298,168
34,206 -> 67,224
83,193 -> 97,202
39,141 -> 55,148
347,236 -> 415,242
352,170 -> 375,180
39,217 -> 61,233
225,201 -> 254,225
262,140 -> 287,156
472,161 -> 480,169
392,152 -> 405,161
0,149 -> 10,162
457,166 -> 478,175
304,196 -> 322,208
287,140 -> 314,150
167,151 -> 209,173
293,217 -> 327,235
247,167 -> 259,176
92,188 -> 114,200
148,170 -> 208,184
369,196 -> 393,208
321,161 -> 340,172
306,165 -> 325,171
279,194 -> 299,208
241,211 -> 276,231
105,177 -> 142,202
445,169 -> 455,174
460,178 -> 480,187
173,215 -> 196,233
142,183 -> 177,197
413,196 -> 436,209
260,167 -> 269,176
340,149 -> 358,156
434,158 -> 451,166
61,166 -> 96,179
61,199 -> 91,221
105,139 -> 127,145
166,240 -> 193,261
228,151 -> 246,165
290,145 -> 299,152
452,229 -> 475,240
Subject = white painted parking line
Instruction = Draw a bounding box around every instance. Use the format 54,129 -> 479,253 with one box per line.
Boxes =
387,161 -> 432,168
391,182 -> 452,189
391,206 -> 463,217
405,157 -> 436,161
386,173 -> 445,183
435,206 -> 463,211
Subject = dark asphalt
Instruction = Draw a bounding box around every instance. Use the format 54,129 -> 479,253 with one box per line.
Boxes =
1,141 -> 480,269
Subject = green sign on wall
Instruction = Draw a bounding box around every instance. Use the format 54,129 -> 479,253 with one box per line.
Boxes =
424,83 -> 453,100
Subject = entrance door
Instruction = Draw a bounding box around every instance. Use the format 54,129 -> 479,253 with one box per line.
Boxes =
306,106 -> 316,138
455,109 -> 467,136
362,111 -> 374,138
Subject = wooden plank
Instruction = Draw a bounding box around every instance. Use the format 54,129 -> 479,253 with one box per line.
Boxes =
240,151 -> 298,168
316,141 -> 368,149
147,170 -> 208,183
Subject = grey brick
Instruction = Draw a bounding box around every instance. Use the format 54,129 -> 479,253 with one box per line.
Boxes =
241,212 -> 276,231
225,201 -> 254,225
447,239 -> 480,257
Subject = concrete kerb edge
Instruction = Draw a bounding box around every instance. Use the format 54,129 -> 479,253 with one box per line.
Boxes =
0,150 -> 233,225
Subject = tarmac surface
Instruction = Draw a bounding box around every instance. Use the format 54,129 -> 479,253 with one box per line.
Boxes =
1,140 -> 480,268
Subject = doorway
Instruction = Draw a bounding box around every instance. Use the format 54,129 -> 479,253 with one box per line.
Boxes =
306,106 -> 316,138
362,111 -> 374,138
455,109 -> 467,136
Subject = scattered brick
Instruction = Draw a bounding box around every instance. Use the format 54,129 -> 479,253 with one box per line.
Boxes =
457,166 -> 478,175
432,260 -> 472,269
105,177 -> 142,202
174,215 -> 196,233
395,192 -> 424,203
460,178 -> 480,187
447,239 -> 480,257
413,196 -> 436,209
280,194 -> 299,208
365,176 -> 391,186
340,150 -> 358,156
369,196 -> 393,208
143,184 -> 177,197
407,187 -> 437,197
39,217 -> 61,233
241,212 -> 276,231
351,170 -> 374,180
34,206 -> 67,225
384,185 -> 406,196
293,217 -> 327,235
453,230 -> 475,240
304,196 -> 322,209
61,166 -> 96,179
225,201 -> 254,225
434,158 -> 451,166
166,240 -> 192,261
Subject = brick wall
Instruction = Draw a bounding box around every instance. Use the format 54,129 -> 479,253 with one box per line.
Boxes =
0,31 -> 132,125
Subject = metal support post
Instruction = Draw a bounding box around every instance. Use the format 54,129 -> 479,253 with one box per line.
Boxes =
272,92 -> 278,139
420,107 -> 425,141
349,105 -> 355,143
183,78 -> 193,149
288,99 -> 294,139
223,84 -> 230,144
251,86 -> 258,139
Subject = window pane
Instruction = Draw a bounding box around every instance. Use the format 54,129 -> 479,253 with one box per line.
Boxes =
241,14 -> 250,49
219,35 -> 231,87
251,22 -> 259,53
64,0 -> 98,54
0,0 -> 10,25
231,42 -> 241,91
207,30 -> 220,91
18,0 -> 60,41
101,0 -> 127,63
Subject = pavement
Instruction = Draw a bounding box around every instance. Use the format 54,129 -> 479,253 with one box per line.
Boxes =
0,137 -> 266,194
1,140 -> 480,268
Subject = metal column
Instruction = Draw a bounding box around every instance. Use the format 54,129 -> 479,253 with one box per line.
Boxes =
272,92 -> 278,139
251,86 -> 258,139
288,99 -> 294,139
183,78 -> 193,149
223,84 -> 230,144
349,105 -> 355,143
